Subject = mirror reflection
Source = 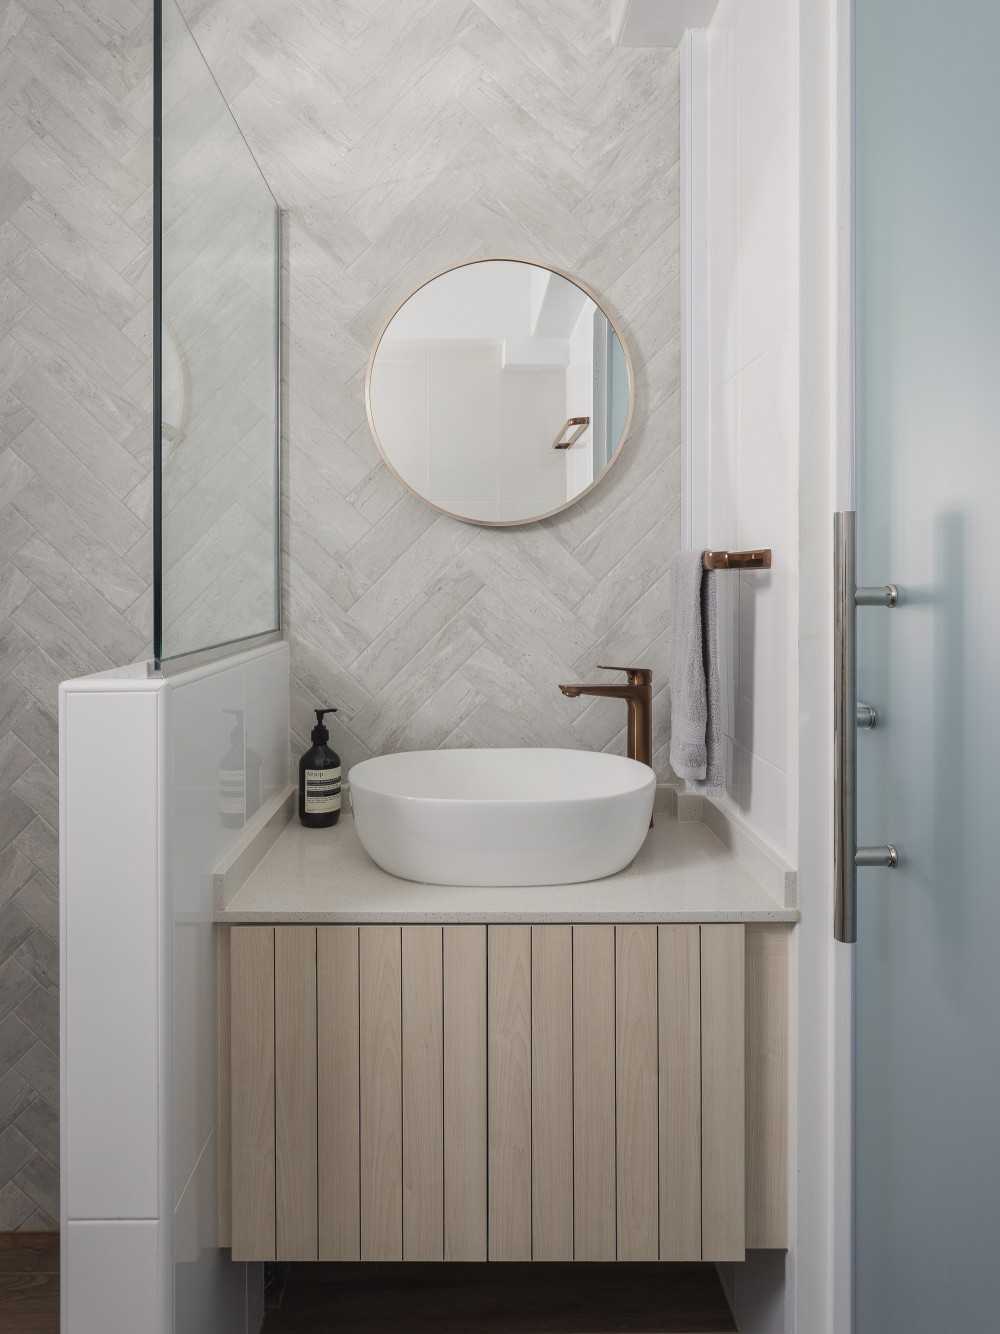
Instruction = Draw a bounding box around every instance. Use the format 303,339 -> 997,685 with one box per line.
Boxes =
366,260 -> 632,526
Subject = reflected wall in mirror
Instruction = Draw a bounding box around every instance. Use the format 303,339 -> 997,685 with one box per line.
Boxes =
366,260 -> 633,526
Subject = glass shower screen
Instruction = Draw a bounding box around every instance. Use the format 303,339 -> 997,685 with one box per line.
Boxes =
153,0 -> 280,665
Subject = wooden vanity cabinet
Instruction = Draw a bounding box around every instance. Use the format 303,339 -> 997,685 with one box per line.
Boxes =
218,923 -> 788,1264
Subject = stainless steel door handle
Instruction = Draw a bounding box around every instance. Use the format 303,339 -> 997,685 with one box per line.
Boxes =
834,511 -> 900,943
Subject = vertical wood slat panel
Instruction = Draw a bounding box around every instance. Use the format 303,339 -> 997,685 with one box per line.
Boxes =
216,928 -> 231,1248
701,924 -> 746,1261
275,927 -> 318,1260
402,927 -> 444,1261
658,925 -> 702,1260
746,925 -> 789,1248
360,926 -> 403,1261
488,926 -> 532,1260
443,926 -> 487,1261
615,925 -> 659,1260
573,926 -> 616,1261
230,927 -> 275,1261
318,927 -> 361,1260
531,926 -> 573,1261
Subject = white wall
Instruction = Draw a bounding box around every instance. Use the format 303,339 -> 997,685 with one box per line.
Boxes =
384,262 -> 535,342
692,2 -> 848,1332
371,340 -> 567,522
689,2 -> 820,1331
60,641 -> 288,1334
180,0 -> 681,779
700,0 -> 799,863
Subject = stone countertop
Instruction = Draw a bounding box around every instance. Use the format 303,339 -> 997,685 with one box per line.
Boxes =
216,806 -> 799,925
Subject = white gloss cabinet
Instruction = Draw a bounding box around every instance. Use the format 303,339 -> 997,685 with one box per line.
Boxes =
220,922 -> 789,1264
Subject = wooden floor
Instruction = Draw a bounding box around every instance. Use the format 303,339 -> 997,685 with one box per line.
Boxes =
0,1234 -> 58,1334
261,1263 -> 737,1333
0,1244 -> 738,1333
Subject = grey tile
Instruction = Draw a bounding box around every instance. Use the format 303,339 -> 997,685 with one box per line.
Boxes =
0,275 -> 31,342
12,587 -> 113,680
13,816 -> 57,884
0,1012 -> 35,1078
0,563 -> 30,621
0,843 -> 33,909
0,1179 -> 33,1229
0,1069 -> 33,1132
0,1123 -> 34,1182
14,930 -> 57,989
0,502 -> 32,563
12,1041 -> 56,1107
14,534 -> 147,664
0,794 -> 33,853
0,0 -> 682,1209
11,419 -> 146,555
10,192 -> 146,329
14,1149 -> 57,1218
0,732 -> 34,794
0,617 -> 32,678
13,873 -> 57,940
12,645 -> 64,710
11,695 -> 59,774
11,761 -> 57,832
13,475 -> 150,613
0,677 -> 25,734
8,75 -> 146,207
0,0 -> 157,1206
11,356 -> 147,497
0,449 -> 32,510
0,956 -> 35,1021
11,134 -> 145,272
0,166 -> 31,228
15,984 -> 57,1051
14,1095 -> 57,1165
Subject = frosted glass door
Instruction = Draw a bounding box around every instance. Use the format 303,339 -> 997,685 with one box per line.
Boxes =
854,2 -> 1000,1330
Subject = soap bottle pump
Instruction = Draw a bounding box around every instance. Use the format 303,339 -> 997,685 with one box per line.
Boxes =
299,708 -> 341,828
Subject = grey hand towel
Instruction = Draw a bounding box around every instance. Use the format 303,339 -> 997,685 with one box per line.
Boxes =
669,551 -> 724,788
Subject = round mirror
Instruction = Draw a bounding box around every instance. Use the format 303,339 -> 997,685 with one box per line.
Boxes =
366,259 -> 633,526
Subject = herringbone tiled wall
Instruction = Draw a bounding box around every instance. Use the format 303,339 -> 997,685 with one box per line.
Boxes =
0,0 -> 153,1227
185,0 -> 683,778
0,0 -> 680,1229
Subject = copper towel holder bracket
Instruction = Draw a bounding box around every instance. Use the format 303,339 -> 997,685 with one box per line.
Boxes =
553,416 -> 590,450
702,548 -> 773,571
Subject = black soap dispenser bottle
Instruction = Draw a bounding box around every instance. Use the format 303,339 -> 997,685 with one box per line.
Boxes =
298,708 -> 341,828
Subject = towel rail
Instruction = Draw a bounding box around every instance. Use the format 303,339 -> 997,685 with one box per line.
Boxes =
702,548 -> 772,570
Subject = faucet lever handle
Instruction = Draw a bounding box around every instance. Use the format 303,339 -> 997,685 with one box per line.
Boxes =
597,665 -> 653,686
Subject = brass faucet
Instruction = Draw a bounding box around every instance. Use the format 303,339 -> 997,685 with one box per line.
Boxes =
558,666 -> 653,768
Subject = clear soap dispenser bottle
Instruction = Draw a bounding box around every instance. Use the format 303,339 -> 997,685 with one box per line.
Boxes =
298,707 -> 341,828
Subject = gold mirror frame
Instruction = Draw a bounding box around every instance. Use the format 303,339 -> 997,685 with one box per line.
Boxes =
364,258 -> 636,528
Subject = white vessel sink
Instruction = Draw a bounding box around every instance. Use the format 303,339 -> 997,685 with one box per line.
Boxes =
348,748 -> 656,887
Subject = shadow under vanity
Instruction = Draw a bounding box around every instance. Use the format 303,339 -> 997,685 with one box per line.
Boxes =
214,792 -> 795,1268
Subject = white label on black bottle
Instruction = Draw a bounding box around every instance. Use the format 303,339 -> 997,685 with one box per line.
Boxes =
218,769 -> 244,818
304,767 -> 341,814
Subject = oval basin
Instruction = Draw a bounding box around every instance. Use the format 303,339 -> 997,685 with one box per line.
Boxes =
348,748 -> 656,887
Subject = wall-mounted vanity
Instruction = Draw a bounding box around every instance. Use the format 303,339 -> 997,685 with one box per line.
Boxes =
215,799 -> 795,1269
